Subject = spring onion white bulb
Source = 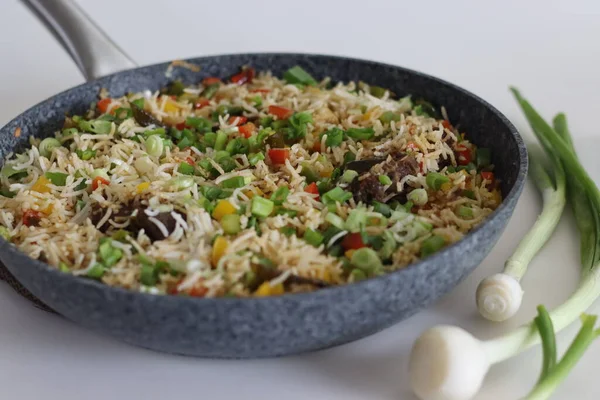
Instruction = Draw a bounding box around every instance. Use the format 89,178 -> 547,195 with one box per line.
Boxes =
476,146 -> 565,322
408,188 -> 428,206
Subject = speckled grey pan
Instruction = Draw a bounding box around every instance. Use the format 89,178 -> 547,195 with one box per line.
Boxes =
0,0 -> 527,358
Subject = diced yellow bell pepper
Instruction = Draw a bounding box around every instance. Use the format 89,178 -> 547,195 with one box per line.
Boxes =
255,282 -> 284,297
320,269 -> 333,283
212,200 -> 236,221
441,182 -> 452,192
319,167 -> 333,178
163,98 -> 180,113
243,187 -> 264,200
211,236 -> 229,266
492,189 -> 502,206
136,182 -> 150,194
40,203 -> 54,215
345,249 -> 356,260
31,176 -> 51,193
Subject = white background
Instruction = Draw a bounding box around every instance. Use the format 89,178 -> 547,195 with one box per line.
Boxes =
1,0 -> 600,399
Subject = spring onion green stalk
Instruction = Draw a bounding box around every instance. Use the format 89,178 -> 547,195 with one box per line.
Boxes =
410,90 -> 600,400
146,135 -> 164,157
523,307 -> 600,400
476,146 -> 566,322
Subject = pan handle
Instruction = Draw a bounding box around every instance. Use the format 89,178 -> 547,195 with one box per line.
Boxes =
21,0 -> 137,81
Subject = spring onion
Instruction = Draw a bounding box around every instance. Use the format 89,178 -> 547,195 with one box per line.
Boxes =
78,119 -> 113,135
420,235 -> 446,258
304,228 -> 324,247
220,176 -> 245,189
379,111 -> 401,124
90,168 -> 109,180
86,263 -> 106,279
39,137 -> 61,158
251,196 -> 274,218
248,152 -> 265,166
146,135 -> 164,157
476,146 -> 565,322
214,131 -> 228,151
326,213 -> 346,230
75,148 -> 96,160
340,169 -> 358,184
283,66 -> 317,86
345,127 -> 375,141
270,186 -> 289,205
379,175 -> 392,186
44,172 -> 68,186
350,268 -> 366,281
407,188 -> 428,206
321,127 -> 344,147
0,226 -> 11,241
322,187 -> 353,205
221,214 -> 241,235
169,176 -> 195,190
457,205 -> 474,219
350,247 -> 382,274
426,172 -> 450,191
178,162 -> 195,176
409,89 -> 600,400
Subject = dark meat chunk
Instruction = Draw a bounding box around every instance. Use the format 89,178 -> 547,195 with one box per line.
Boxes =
350,152 -> 418,203
344,157 -> 386,174
90,204 -> 133,233
132,206 -> 184,241
130,102 -> 166,128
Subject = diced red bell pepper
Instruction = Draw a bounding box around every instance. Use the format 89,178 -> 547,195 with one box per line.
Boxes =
202,77 -> 221,86
251,88 -> 271,93
312,141 -> 322,153
456,145 -> 472,165
194,98 -> 210,109
92,176 -> 110,191
341,232 -> 367,250
175,121 -> 187,130
228,116 -> 248,126
481,171 -> 494,182
22,209 -> 42,227
97,98 -> 113,114
305,182 -> 320,200
442,120 -> 452,130
268,148 -> 290,165
238,122 -> 256,138
186,156 -> 195,165
231,67 -> 255,85
268,105 -> 293,119
189,285 -> 208,297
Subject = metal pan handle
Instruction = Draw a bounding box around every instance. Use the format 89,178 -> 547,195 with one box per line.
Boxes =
21,0 -> 137,81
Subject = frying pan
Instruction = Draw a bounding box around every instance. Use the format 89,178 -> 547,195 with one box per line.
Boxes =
0,0 -> 527,358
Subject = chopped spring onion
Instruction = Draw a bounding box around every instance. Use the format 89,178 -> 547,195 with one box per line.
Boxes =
476,148 -> 491,168
322,127 -> 344,147
221,176 -> 245,189
373,201 -> 392,218
425,172 -> 450,191
78,119 -> 113,134
303,228 -> 324,247
169,176 -> 195,190
90,168 -> 109,181
75,148 -> 96,160
345,127 -> 375,141
86,263 -> 106,279
146,135 -> 164,157
476,145 -> 565,322
379,111 -> 401,123
215,131 -> 229,151
457,205 -> 474,219
407,188 -> 428,206
280,226 -> 296,237
350,268 -> 366,281
322,187 -> 353,204
44,172 -> 68,186
39,137 -> 61,158
409,90 -> 600,400
248,152 -> 265,166
98,237 -> 123,267
340,169 -> 358,184
186,116 -> 212,132
251,196 -> 274,218
379,175 -> 392,186
178,162 -> 195,176
326,213 -> 346,230
1,165 -> 24,179
0,226 -> 11,241
283,66 -> 317,86
420,235 -> 446,258
350,247 -> 382,274
345,208 -> 367,232
270,186 -> 290,205
221,214 -> 241,235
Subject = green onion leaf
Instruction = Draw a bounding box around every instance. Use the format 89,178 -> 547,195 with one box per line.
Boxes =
426,172 -> 450,191
420,235 -> 446,258
303,228 -> 324,247
270,186 -> 290,205
283,66 -> 317,86
221,214 -> 241,235
251,196 -> 274,218
44,172 -> 68,186
221,176 -> 246,189
345,127 -> 375,141
178,162 -> 195,176
379,175 -> 392,186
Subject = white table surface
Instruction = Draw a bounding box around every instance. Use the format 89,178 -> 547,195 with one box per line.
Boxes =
1,0 -> 600,399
